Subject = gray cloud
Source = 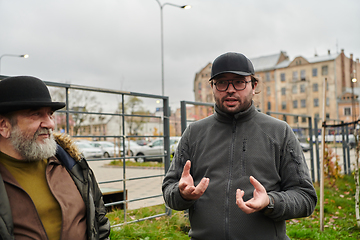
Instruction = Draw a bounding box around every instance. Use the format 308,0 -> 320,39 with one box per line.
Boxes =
1,0 -> 359,111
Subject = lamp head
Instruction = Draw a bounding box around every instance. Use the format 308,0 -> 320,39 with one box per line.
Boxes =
181,5 -> 191,9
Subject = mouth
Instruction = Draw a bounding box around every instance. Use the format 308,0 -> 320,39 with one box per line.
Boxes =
224,97 -> 238,106
35,129 -> 52,140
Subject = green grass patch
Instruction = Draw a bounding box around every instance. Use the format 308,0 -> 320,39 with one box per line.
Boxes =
108,160 -> 164,168
106,174 -> 360,239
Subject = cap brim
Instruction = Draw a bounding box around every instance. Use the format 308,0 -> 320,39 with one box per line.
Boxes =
209,71 -> 253,81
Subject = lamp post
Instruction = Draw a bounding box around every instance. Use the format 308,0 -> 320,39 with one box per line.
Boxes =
0,54 -> 29,74
155,0 -> 190,96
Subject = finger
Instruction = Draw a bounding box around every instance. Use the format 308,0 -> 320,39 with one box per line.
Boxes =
249,176 -> 266,192
193,177 -> 210,195
181,160 -> 191,178
236,189 -> 245,206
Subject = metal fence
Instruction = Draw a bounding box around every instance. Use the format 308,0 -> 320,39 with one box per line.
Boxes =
44,80 -> 171,227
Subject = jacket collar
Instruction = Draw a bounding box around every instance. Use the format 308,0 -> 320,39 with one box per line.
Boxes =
214,101 -> 257,123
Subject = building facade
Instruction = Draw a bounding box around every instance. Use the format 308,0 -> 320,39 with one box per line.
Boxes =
193,50 -> 360,133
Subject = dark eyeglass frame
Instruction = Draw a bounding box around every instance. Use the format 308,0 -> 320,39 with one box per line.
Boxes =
213,79 -> 252,92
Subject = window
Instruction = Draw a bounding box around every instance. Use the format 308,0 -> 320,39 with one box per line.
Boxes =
312,68 -> 318,77
266,72 -> 271,81
314,113 -> 320,119
300,84 -> 306,93
280,73 -> 286,82
300,70 -> 306,81
313,83 -> 318,92
344,107 -> 351,116
267,101 -> 271,110
326,97 -> 330,106
302,117 -> 307,123
267,86 -> 271,96
314,98 -> 319,107
292,85 -> 297,94
326,113 -> 330,119
292,71 -> 298,81
198,82 -> 202,90
293,100 -> 298,109
281,87 -> 286,95
322,65 -> 328,76
294,116 -> 298,123
281,101 -> 286,110
301,99 -> 306,108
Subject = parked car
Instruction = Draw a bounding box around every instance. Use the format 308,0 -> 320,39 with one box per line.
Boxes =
89,141 -> 120,158
75,141 -> 103,159
170,137 -> 181,157
135,139 -> 149,146
131,137 -> 181,163
299,142 -> 311,152
120,140 -> 144,157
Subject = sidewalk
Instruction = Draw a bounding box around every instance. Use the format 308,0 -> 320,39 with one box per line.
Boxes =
88,160 -> 165,209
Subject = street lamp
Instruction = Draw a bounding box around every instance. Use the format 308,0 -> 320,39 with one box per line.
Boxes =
155,0 -> 191,96
0,54 -> 29,74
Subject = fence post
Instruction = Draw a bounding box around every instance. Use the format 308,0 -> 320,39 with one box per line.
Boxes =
341,122 -> 348,174
345,125 -> 351,174
314,117 -> 320,182
308,116 -> 315,182
180,101 -> 187,134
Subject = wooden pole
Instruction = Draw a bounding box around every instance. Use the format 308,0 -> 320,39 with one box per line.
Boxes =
320,77 -> 327,231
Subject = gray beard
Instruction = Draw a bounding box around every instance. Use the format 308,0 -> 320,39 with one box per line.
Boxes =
9,127 -> 57,162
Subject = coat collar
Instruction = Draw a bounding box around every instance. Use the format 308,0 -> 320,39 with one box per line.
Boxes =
214,101 -> 257,123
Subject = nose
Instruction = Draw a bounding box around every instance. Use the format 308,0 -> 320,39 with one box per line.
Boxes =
226,81 -> 237,93
40,113 -> 55,130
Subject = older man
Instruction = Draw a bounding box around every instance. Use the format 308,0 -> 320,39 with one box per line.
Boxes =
163,52 -> 317,239
0,76 -> 110,240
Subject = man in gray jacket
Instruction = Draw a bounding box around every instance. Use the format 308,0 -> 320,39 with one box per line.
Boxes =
162,52 -> 317,240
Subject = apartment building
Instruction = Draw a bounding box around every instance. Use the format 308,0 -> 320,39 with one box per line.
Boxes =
194,49 -> 360,132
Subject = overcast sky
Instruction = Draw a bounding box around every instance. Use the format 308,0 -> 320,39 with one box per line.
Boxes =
1,0 -> 359,111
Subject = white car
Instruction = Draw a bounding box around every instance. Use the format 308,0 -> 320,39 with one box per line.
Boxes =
75,141 -> 103,159
89,141 -> 120,158
170,137 -> 181,157
132,137 -> 181,163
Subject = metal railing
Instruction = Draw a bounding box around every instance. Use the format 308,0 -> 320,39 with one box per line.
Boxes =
43,80 -> 171,226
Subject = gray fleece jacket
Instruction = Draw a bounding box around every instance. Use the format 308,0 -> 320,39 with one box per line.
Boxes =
162,103 -> 317,240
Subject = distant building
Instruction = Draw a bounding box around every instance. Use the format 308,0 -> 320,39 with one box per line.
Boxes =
194,49 -> 360,134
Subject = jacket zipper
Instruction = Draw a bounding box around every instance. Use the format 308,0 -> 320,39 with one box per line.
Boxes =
225,118 -> 237,240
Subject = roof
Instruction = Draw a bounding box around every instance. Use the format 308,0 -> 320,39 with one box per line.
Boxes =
250,53 -> 283,72
306,53 -> 340,64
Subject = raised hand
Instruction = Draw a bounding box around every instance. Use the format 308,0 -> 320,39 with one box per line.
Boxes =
179,160 -> 210,200
236,176 -> 270,214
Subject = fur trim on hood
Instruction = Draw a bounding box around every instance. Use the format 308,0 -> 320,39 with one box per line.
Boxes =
53,132 -> 82,162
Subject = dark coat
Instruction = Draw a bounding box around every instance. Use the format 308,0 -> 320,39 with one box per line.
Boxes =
0,133 -> 110,240
163,103 -> 317,240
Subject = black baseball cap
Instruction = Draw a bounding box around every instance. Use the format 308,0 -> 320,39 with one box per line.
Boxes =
209,52 -> 255,81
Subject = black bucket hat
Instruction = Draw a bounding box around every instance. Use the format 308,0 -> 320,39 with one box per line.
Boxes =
209,52 -> 255,80
0,76 -> 66,114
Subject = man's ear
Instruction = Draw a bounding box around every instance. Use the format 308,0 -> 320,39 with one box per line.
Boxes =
0,117 -> 12,139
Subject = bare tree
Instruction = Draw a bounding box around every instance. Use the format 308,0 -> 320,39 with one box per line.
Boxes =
50,87 -> 101,135
118,96 -> 150,136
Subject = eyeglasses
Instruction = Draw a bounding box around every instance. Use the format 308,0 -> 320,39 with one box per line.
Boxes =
213,79 -> 251,92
